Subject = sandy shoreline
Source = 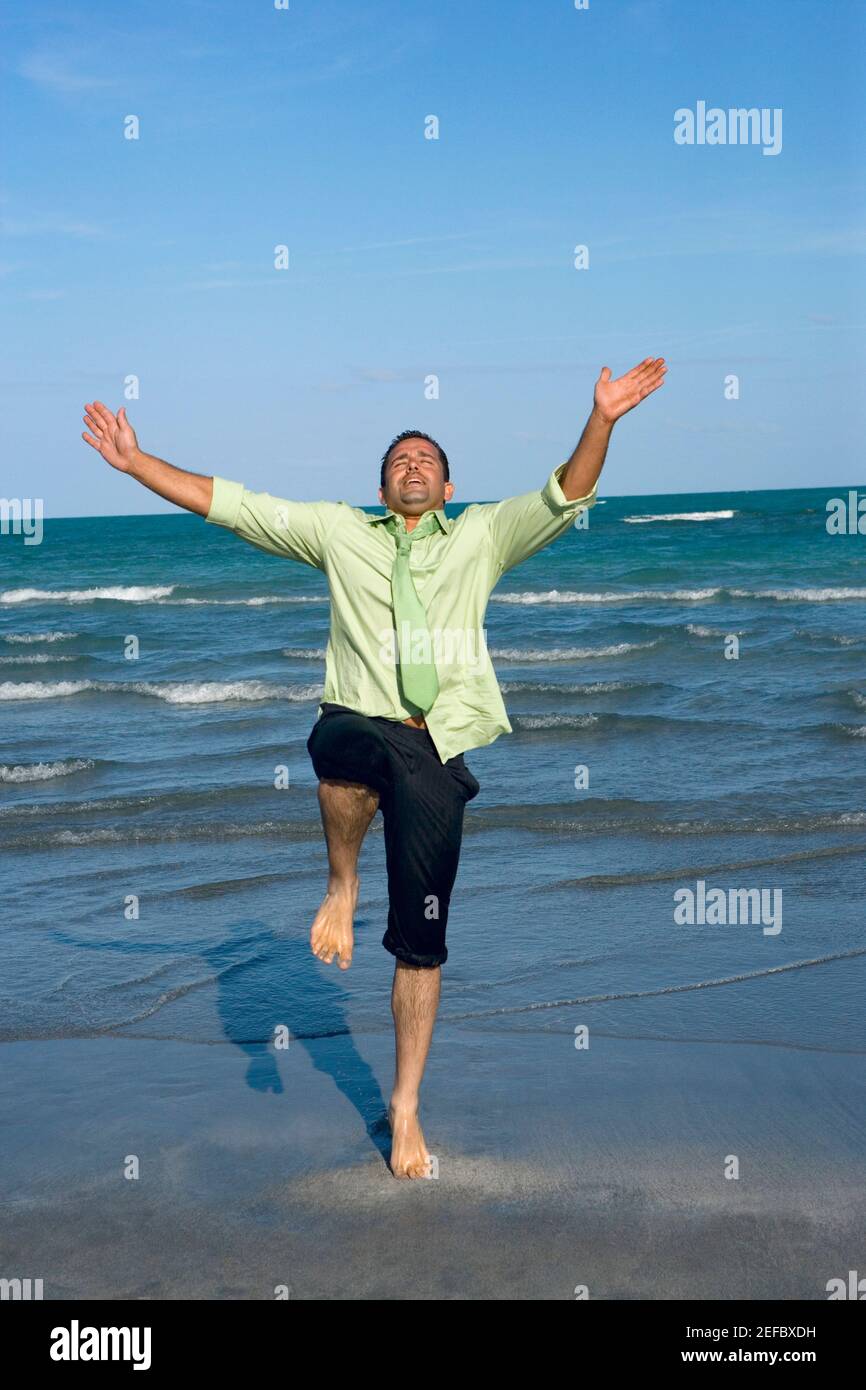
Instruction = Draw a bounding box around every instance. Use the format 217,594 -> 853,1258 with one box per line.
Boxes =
1,1028 -> 863,1300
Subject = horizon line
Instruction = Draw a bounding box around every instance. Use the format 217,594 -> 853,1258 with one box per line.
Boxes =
33,480 -> 866,522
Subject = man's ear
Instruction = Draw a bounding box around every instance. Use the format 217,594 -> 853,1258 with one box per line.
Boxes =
378,486 -> 385,504
444,481 -> 455,502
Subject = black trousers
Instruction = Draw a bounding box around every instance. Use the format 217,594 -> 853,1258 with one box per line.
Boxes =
306,703 -> 480,967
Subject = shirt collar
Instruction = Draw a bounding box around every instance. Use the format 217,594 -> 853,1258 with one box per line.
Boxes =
365,506 -> 451,535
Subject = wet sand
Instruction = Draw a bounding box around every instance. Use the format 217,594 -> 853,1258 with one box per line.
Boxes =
1,1028 -> 863,1300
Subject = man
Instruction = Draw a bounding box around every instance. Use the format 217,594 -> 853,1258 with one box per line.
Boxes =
81,356 -> 666,1178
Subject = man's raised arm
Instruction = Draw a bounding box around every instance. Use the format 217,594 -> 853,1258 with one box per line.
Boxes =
478,357 -> 667,577
82,400 -> 213,515
82,399 -> 340,570
560,357 -> 667,499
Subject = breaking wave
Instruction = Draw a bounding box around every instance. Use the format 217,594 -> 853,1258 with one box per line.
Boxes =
0,679 -> 323,704
0,758 -> 95,783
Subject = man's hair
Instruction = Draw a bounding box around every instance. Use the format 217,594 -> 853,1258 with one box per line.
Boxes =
379,430 -> 450,489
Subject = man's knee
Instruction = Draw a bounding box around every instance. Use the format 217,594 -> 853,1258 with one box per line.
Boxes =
394,958 -> 442,975
318,777 -> 379,805
318,778 -> 380,833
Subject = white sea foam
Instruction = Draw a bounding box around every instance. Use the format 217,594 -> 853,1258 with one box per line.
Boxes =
686,623 -> 743,638
3,631 -> 78,643
500,680 -> 629,693
491,589 -> 720,604
0,681 -> 92,700
730,587 -> 866,602
0,654 -> 79,664
282,648 -> 328,659
624,510 -> 736,523
160,595 -> 324,606
0,758 -> 94,783
0,587 -> 326,608
494,586 -> 866,606
490,642 -> 658,661
0,585 -> 174,604
514,714 -> 600,729
134,681 -> 324,705
0,679 -> 323,704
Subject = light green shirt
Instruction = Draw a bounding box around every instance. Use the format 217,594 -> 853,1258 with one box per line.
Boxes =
205,464 -> 597,763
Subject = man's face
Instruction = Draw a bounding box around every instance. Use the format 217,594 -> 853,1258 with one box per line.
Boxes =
379,437 -> 454,517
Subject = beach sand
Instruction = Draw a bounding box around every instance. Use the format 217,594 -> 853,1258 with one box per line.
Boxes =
1,1026 -> 863,1300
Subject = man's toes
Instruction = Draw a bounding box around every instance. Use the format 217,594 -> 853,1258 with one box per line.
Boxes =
338,953 -> 353,970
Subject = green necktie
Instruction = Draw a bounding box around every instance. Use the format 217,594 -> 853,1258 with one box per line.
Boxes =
385,511 -> 441,712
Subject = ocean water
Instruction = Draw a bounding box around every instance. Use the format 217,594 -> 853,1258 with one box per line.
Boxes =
2,486 -> 865,1055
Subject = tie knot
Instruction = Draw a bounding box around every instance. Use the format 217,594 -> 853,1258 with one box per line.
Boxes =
388,512 -> 440,549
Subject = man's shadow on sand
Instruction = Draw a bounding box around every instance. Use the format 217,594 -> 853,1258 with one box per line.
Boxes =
202,924 -> 391,1164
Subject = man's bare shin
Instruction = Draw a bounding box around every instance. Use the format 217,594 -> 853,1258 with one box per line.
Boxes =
317,778 -> 378,889
391,961 -> 441,1108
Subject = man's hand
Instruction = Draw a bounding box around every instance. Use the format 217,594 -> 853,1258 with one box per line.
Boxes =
593,357 -> 666,425
559,356 -> 667,501
82,400 -> 140,472
80,401 -> 213,515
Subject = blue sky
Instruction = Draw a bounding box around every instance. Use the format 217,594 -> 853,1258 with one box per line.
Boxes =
2,0 -> 865,516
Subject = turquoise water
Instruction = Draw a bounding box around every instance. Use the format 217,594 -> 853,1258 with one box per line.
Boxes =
1,486 -> 865,1051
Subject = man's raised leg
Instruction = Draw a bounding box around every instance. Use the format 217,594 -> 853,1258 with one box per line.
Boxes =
389,961 -> 441,1178
310,778 -> 378,969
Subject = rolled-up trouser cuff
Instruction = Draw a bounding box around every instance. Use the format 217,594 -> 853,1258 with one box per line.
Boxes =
382,934 -> 448,968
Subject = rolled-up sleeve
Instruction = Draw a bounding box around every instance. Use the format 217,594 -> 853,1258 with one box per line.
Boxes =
480,464 -> 598,576
205,477 -> 340,570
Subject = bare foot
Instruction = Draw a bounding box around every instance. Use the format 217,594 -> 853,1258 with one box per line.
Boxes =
310,876 -> 359,969
388,1099 -> 431,1179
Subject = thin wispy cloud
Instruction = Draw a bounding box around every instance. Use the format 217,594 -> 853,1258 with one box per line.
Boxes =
597,221 -> 866,264
318,361 -> 625,393
332,232 -> 485,254
183,277 -> 278,291
19,49 -> 120,95
354,257 -> 558,278
0,215 -> 109,239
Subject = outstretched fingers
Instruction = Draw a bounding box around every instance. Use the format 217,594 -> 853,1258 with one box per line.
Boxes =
89,400 -> 118,432
81,405 -> 106,450
639,361 -> 667,399
622,356 -> 653,380
628,356 -> 665,381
